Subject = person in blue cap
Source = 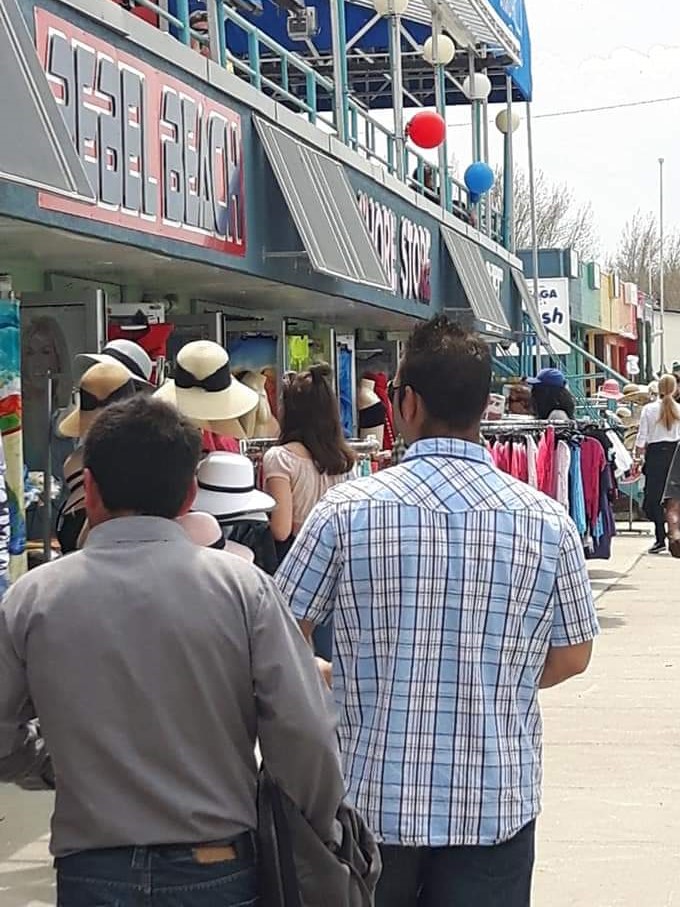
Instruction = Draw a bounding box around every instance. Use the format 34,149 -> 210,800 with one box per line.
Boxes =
527,368 -> 576,421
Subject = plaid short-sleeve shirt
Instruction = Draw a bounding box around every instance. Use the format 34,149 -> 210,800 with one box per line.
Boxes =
276,438 -> 599,847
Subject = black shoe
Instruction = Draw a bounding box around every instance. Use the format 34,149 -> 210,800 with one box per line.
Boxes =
649,542 -> 666,554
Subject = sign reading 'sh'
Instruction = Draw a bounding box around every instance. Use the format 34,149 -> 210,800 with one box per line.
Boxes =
33,10 -> 246,257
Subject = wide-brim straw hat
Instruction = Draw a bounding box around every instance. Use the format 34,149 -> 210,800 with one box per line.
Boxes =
58,361 -> 137,439
77,339 -> 153,387
620,383 -> 651,406
193,451 -> 275,519
155,341 -> 257,422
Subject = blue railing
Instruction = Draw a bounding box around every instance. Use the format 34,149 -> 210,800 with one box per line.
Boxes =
118,0 -> 504,243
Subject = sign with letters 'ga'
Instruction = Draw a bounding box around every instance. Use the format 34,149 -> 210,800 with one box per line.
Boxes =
34,10 -> 246,256
530,277 -> 571,355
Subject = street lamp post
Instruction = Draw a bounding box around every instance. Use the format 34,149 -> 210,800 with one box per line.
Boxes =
495,81 -> 521,252
659,156 -> 666,373
374,0 -> 410,180
424,21 -> 455,212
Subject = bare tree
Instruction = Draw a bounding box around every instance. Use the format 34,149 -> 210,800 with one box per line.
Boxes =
612,211 -> 680,311
491,167 -> 600,260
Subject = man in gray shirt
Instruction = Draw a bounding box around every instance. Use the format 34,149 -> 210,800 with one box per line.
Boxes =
0,395 -> 345,906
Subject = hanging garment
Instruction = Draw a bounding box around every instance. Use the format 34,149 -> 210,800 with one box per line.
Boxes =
587,465 -> 616,560
510,441 -> 529,483
580,437 -> 606,532
201,430 -> 240,454
337,348 -> 354,439
568,445 -> 588,537
537,427 -> 556,497
606,430 -> 633,477
0,434 -> 9,592
363,372 -> 395,451
555,441 -> 571,510
526,435 -> 539,489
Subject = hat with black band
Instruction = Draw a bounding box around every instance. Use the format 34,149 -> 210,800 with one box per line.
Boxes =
155,340 -> 258,421
77,339 -> 154,387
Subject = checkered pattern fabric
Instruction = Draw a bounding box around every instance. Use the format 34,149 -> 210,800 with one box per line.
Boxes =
276,438 -> 598,847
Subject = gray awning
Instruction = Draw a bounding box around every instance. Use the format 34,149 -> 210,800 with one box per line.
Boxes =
254,117 -> 391,290
441,225 -> 511,336
511,268 -> 555,352
0,0 -> 94,201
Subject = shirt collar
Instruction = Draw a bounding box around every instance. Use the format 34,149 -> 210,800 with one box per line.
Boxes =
85,515 -> 190,547
402,437 -> 492,466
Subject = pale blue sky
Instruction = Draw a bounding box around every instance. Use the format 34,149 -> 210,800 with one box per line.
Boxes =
475,0 -> 680,255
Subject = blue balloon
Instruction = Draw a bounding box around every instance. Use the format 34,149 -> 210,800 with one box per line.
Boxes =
464,162 -> 495,196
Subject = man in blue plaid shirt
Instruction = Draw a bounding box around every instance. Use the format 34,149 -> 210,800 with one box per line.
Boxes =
277,316 -> 598,906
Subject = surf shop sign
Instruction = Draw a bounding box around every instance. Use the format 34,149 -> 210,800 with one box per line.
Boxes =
358,193 -> 431,303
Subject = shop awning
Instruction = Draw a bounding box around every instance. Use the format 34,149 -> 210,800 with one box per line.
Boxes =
254,117 -> 391,291
0,0 -> 94,201
441,225 -> 511,337
511,268 -> 555,352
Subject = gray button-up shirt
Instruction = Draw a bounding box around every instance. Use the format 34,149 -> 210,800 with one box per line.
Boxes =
0,517 -> 344,856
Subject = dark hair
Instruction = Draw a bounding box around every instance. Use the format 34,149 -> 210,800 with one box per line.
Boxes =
399,316 -> 491,430
279,363 -> 356,476
531,384 -> 576,420
83,396 -> 202,518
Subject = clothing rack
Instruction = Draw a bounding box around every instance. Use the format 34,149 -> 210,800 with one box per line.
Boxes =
240,437 -> 381,459
480,417 -> 615,436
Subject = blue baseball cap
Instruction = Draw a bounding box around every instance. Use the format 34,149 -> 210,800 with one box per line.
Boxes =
526,368 -> 567,388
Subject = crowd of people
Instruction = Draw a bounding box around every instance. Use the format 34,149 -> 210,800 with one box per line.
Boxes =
0,316 -> 600,906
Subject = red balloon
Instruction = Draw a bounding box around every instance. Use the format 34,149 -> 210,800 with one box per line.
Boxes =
405,111 -> 446,149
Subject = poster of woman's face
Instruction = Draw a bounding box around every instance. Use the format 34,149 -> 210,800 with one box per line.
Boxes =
21,316 -> 72,406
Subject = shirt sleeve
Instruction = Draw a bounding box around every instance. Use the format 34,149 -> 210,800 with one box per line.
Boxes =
550,516 -> 600,647
250,574 -> 345,844
635,406 -> 651,449
262,446 -> 293,483
0,589 -> 54,788
275,498 -> 342,627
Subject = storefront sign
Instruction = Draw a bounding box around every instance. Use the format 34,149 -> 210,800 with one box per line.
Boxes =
357,193 -> 431,302
530,277 -> 571,355
33,10 -> 246,256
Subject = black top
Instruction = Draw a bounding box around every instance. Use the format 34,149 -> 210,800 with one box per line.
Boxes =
359,400 -> 386,430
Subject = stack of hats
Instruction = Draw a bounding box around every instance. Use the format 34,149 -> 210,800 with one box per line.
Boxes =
193,452 -> 275,522
77,339 -> 154,389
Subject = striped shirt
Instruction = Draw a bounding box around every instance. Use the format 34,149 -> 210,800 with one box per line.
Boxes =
276,437 -> 599,847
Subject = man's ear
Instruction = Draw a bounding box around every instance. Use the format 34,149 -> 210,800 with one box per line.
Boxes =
177,476 -> 198,518
83,468 -> 98,512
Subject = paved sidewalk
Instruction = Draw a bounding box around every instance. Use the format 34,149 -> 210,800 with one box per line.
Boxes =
535,527 -> 680,906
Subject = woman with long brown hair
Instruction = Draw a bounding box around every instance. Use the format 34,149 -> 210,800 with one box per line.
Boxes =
635,374 -> 680,553
263,363 -> 356,548
263,364 -> 356,660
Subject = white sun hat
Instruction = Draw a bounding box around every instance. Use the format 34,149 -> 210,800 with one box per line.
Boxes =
77,339 -> 153,386
193,452 -> 275,519
155,340 -> 257,421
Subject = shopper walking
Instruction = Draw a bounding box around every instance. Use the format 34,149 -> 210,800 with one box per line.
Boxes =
278,316 -> 599,907
264,363 -> 356,658
0,395 -> 344,907
635,373 -> 680,554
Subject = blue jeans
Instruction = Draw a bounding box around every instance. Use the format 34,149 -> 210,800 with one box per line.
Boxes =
55,833 -> 258,906
376,821 -> 535,907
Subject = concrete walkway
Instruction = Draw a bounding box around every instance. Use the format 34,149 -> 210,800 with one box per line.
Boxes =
535,526 -> 680,906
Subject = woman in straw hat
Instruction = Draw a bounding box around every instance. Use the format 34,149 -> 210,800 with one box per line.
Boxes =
635,374 -> 680,554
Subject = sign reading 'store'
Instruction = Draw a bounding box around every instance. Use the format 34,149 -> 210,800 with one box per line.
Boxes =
34,10 -> 246,256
